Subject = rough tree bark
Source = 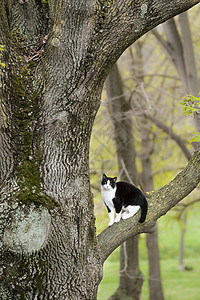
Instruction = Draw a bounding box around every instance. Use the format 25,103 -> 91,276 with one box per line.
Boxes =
0,0 -> 199,299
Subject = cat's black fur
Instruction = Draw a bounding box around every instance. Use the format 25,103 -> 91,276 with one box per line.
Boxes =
101,174 -> 148,226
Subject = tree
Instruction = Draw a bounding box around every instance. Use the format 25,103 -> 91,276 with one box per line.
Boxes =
135,40 -> 164,300
105,43 -> 164,299
0,0 -> 200,299
105,63 -> 144,300
152,11 -> 200,147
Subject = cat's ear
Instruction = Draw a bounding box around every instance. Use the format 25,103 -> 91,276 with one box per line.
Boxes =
103,174 -> 107,179
113,177 -> 117,183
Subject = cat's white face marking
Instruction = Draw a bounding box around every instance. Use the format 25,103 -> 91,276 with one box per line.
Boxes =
102,179 -> 113,191
101,179 -> 116,210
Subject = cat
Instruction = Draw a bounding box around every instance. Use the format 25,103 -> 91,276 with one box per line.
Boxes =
101,174 -> 148,226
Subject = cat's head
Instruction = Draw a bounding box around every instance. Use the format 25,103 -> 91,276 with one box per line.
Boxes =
101,174 -> 117,191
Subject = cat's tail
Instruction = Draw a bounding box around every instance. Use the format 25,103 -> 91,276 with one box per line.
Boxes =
139,199 -> 148,223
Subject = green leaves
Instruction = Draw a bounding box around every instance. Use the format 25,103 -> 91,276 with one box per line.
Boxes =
0,62 -> 5,67
190,132 -> 200,143
180,94 -> 200,143
180,94 -> 200,115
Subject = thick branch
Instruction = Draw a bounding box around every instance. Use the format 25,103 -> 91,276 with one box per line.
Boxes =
98,150 -> 200,263
94,0 -> 200,81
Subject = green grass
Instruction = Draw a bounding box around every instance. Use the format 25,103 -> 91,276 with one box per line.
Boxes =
98,261 -> 119,299
141,258 -> 200,300
97,202 -> 200,300
98,254 -> 200,300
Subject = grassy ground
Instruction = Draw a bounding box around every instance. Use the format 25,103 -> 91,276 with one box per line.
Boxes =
97,202 -> 200,300
98,256 -> 200,300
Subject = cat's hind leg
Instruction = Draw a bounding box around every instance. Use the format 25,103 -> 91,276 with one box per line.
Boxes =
122,205 -> 140,220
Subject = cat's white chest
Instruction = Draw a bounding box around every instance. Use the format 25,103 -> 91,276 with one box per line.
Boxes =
101,186 -> 116,207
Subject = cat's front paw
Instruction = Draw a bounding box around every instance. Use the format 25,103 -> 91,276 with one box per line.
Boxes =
108,221 -> 114,226
114,217 -> 121,223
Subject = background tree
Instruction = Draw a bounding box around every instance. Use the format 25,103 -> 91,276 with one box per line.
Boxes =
0,0 -> 200,299
105,63 -> 144,300
105,42 -> 164,299
134,41 -> 164,300
152,11 -> 200,147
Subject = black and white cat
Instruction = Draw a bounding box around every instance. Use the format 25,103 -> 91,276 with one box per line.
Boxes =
101,174 -> 148,226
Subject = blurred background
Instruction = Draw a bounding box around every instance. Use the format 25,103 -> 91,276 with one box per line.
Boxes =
90,5 -> 200,300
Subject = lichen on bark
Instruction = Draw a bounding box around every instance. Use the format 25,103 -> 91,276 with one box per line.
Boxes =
3,203 -> 51,253
7,52 -> 57,209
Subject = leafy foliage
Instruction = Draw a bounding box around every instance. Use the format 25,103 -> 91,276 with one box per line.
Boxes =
180,94 -> 200,142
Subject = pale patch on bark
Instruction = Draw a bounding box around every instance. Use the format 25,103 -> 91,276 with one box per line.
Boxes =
3,204 -> 51,253
141,3 -> 148,19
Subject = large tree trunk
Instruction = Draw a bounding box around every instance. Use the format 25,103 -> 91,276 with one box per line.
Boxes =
0,0 -> 199,299
0,2 -> 102,298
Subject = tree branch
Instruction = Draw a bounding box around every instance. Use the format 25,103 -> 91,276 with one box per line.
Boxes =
100,0 -> 200,79
178,197 -> 200,208
145,113 -> 192,161
97,150 -> 200,263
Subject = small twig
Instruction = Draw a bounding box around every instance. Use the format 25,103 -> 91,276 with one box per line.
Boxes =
120,159 -> 134,185
140,82 -> 152,112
